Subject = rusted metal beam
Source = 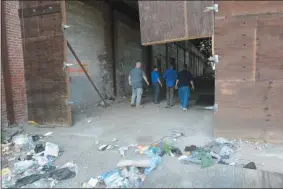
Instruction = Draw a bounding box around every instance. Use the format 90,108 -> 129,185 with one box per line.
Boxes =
67,41 -> 108,107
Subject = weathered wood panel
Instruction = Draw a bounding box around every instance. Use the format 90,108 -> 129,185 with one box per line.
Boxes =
215,1 -> 283,18
138,1 -> 213,45
215,16 -> 257,82
256,14 -> 283,81
20,1 -> 72,126
215,81 -> 268,109
214,2 -> 283,143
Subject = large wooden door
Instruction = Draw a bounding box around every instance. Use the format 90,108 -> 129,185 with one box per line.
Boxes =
19,1 -> 72,126
138,1 -> 214,45
214,1 -> 283,143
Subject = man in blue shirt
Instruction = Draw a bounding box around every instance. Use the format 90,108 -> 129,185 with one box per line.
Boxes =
163,63 -> 177,108
151,66 -> 163,104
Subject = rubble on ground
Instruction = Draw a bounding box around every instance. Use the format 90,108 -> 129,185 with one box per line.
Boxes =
1,128 -> 77,188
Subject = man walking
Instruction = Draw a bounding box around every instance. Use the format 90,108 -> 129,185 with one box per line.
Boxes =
129,62 -> 149,108
175,64 -> 195,111
151,66 -> 162,104
163,63 -> 177,108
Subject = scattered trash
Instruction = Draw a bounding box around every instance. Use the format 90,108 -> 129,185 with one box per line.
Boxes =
210,151 -> 221,162
15,174 -> 43,188
48,167 -> 76,181
218,160 -> 229,165
34,144 -> 45,153
1,168 -> 11,176
144,156 -> 161,175
21,178 -> 54,188
95,140 -> 100,145
44,142 -> 59,157
219,145 -> 234,156
82,177 -> 99,188
13,134 -> 30,149
106,145 -> 114,150
44,132 -> 52,137
98,144 -> 108,151
184,145 -> 197,152
1,129 -> 76,188
13,160 -> 34,174
28,120 -> 39,125
87,120 -> 92,123
31,135 -> 42,142
243,162 -> 257,170
117,159 -> 151,168
118,146 -> 129,157
112,138 -> 118,142
179,148 -> 214,168
170,147 -> 182,157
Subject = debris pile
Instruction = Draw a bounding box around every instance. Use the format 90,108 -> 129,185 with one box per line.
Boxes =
1,129 -> 77,188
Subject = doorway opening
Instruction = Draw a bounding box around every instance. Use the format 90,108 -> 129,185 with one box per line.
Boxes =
147,38 -> 214,108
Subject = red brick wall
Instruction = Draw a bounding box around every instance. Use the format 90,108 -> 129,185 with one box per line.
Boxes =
2,0 -> 27,125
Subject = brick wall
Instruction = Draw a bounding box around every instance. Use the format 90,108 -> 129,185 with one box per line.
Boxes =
2,0 -> 27,125
66,1 -> 114,112
115,11 -> 143,96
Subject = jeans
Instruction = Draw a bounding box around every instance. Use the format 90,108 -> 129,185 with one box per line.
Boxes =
152,83 -> 160,103
178,86 -> 190,108
131,87 -> 143,106
166,87 -> 174,106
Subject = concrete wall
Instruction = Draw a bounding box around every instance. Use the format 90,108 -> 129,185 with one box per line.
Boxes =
66,1 -> 113,111
1,0 -> 27,126
115,11 -> 143,96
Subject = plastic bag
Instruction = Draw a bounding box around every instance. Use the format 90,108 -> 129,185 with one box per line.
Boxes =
144,156 -> 161,175
47,162 -> 77,181
47,168 -> 76,181
60,162 -> 78,174
44,142 -> 59,157
13,134 -> 29,149
15,174 -> 44,188
13,160 -> 34,174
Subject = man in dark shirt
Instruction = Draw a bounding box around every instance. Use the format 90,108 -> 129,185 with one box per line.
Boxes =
175,64 -> 195,111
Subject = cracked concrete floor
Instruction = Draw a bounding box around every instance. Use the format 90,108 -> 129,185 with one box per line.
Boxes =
22,100 -> 283,187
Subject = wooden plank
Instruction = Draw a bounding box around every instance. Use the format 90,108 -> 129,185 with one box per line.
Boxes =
215,1 -> 283,18
138,1 -> 213,45
215,16 -> 257,82
256,14 -> 283,81
215,81 -> 268,109
185,1 -> 213,39
138,1 -> 186,45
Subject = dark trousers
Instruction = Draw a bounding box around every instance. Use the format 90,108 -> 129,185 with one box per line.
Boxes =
166,87 -> 174,106
153,83 -> 160,103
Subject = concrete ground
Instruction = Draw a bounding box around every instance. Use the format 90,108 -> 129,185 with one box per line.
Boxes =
21,95 -> 283,187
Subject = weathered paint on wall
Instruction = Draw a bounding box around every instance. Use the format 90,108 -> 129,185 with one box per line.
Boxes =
66,1 -> 113,112
115,11 -> 143,97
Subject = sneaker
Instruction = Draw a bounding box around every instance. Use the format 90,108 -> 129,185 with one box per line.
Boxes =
165,105 -> 171,108
182,108 -> 188,111
130,104 -> 135,108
